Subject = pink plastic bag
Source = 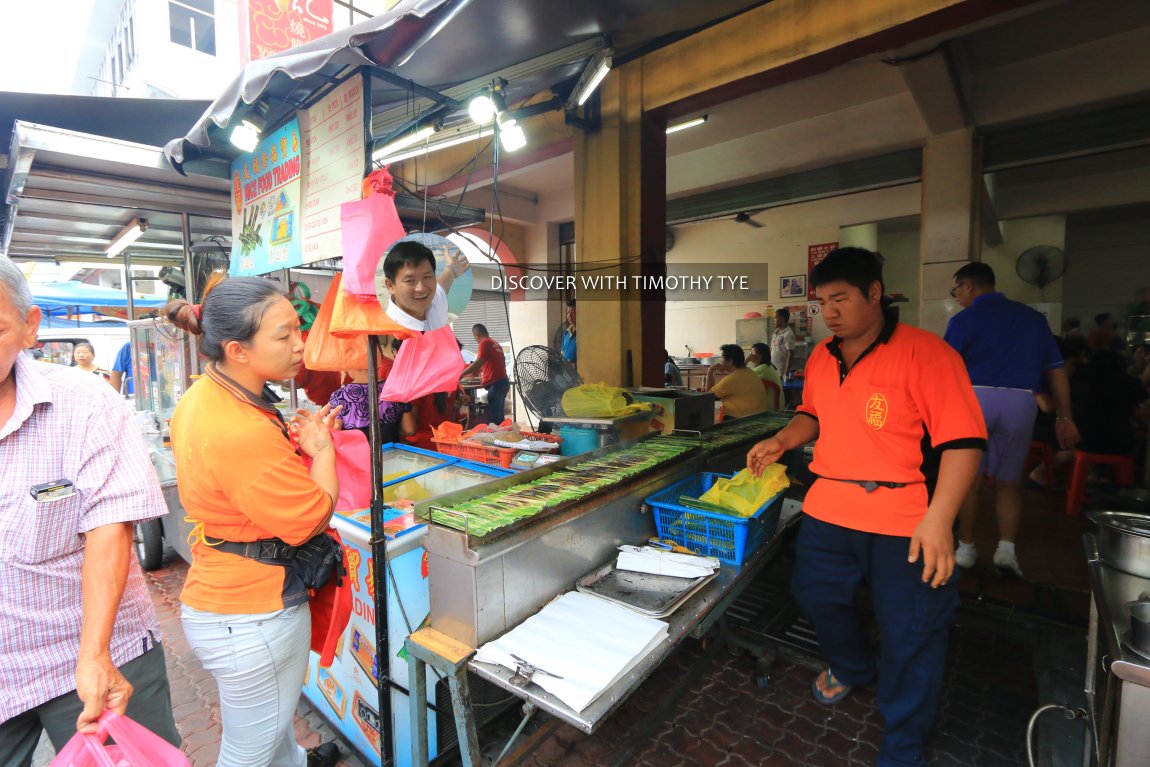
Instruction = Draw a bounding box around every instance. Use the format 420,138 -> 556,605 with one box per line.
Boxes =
50,711 -> 190,767
332,429 -> 371,511
380,325 -> 466,403
340,192 -> 406,300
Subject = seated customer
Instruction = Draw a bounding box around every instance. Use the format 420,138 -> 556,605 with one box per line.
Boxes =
706,344 -> 772,420
664,349 -> 683,387
1076,349 -> 1148,457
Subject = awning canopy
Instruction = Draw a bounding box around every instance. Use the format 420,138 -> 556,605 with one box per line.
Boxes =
31,280 -> 167,315
162,0 -> 768,176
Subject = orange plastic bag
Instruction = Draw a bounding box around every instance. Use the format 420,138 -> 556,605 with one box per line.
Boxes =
303,274 -> 371,372
328,283 -> 411,340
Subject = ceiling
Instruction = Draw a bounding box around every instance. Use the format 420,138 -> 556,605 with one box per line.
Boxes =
442,0 -> 1150,226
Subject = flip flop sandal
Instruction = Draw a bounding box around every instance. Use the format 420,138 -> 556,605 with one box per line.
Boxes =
811,668 -> 852,705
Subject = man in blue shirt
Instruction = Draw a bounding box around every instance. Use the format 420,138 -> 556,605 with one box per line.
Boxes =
944,263 -> 1079,578
560,299 -> 576,364
110,341 -> 133,396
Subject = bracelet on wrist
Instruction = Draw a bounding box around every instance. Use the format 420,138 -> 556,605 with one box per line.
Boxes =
1056,416 -> 1073,422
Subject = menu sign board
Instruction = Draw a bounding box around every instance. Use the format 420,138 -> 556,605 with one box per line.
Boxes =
807,242 -> 838,300
230,118 -> 303,276
300,76 -> 366,266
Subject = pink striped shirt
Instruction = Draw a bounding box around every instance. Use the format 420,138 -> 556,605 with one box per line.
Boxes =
0,353 -> 165,722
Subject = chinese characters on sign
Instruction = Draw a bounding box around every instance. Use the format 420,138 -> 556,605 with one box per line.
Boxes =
239,0 -> 333,64
807,242 -> 838,300
299,76 -> 366,266
230,118 -> 303,276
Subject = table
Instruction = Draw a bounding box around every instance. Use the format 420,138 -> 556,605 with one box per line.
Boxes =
404,503 -> 803,764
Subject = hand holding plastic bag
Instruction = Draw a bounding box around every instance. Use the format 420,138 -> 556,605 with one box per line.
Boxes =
698,465 -> 789,517
50,711 -> 190,767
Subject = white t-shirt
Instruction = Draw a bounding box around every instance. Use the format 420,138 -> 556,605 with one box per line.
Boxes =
385,284 -> 449,332
771,326 -> 796,372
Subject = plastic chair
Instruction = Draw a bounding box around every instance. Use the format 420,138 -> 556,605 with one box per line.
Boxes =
1065,450 -> 1136,516
763,379 -> 782,411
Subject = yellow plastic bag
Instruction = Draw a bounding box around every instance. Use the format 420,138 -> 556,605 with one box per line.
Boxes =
699,466 -> 789,518
561,383 -> 653,418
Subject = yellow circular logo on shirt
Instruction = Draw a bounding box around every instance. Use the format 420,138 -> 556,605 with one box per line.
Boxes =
865,393 -> 888,430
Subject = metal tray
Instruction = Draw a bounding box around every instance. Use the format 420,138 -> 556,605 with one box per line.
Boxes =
575,559 -> 717,618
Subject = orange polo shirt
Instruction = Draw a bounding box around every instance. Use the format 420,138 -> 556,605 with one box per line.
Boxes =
170,364 -> 333,614
798,319 -> 986,537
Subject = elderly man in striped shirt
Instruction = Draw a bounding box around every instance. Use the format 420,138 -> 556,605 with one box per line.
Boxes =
0,256 -> 180,763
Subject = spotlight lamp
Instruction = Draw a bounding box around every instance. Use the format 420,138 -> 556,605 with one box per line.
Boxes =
468,94 -> 496,125
499,120 -> 527,152
230,117 -> 263,153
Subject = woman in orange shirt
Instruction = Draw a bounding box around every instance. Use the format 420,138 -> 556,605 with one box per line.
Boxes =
167,276 -> 341,767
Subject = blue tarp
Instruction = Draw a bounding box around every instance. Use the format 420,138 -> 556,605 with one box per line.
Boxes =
31,281 -> 167,316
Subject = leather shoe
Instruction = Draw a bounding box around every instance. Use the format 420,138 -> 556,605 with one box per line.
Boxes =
307,742 -> 341,767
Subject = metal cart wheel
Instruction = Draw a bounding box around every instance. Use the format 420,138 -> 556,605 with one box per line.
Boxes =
134,519 -> 164,571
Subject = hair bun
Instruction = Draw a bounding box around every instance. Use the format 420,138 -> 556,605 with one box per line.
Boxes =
165,299 -> 204,336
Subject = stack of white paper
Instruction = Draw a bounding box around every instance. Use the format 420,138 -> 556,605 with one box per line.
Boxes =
474,591 -> 668,712
615,545 -> 721,578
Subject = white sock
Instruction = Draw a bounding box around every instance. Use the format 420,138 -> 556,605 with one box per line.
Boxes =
957,541 -> 976,553
996,541 -> 1015,556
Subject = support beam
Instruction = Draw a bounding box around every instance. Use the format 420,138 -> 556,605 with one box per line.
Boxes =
895,46 -> 969,134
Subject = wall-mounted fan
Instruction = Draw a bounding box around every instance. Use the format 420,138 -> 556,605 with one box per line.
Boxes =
1015,245 -> 1065,288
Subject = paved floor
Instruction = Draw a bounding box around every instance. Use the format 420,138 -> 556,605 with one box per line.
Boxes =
33,482 -> 1090,766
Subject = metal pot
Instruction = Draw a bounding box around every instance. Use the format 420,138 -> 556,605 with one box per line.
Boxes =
1129,600 -> 1150,653
1089,510 -> 1150,578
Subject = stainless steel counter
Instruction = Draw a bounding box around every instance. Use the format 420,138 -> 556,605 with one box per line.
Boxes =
1084,534 -> 1150,766
465,504 -> 801,734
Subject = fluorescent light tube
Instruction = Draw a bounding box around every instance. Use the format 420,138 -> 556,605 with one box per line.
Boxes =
575,56 -> 611,106
374,127 -> 495,165
106,219 -> 148,258
666,116 -> 708,134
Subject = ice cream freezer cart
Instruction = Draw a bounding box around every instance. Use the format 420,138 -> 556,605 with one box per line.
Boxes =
301,445 -> 512,766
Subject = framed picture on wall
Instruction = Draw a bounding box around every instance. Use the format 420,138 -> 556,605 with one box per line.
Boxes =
781,274 -> 806,298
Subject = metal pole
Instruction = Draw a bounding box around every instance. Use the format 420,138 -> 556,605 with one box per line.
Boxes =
283,267 -> 298,410
179,212 -> 200,377
367,335 -> 392,763
124,250 -> 135,321
363,66 -> 395,765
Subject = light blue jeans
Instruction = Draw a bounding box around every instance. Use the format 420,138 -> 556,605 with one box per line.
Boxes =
181,603 -> 311,767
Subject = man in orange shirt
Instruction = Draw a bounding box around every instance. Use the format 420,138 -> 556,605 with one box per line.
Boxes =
460,324 -> 510,424
748,248 -> 985,767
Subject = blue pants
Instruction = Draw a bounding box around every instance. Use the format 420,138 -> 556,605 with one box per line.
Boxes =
792,516 -> 958,767
486,377 -> 510,424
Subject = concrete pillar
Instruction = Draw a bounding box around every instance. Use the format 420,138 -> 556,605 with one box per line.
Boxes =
572,63 -> 667,387
918,128 -> 981,335
839,222 -> 879,251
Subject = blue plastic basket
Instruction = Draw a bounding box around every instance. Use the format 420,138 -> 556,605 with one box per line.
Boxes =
645,472 -> 783,565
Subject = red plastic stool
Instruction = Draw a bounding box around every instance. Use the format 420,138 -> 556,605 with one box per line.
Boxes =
1065,450 -> 1136,516
1024,441 -> 1057,494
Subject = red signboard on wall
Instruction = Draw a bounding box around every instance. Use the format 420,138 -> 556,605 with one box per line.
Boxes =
807,242 -> 838,300
239,0 -> 334,64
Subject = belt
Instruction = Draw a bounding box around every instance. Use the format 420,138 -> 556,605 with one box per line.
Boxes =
815,475 -> 920,494
205,536 -> 300,564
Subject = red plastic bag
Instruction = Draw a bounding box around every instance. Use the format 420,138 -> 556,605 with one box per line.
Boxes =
50,711 -> 190,767
340,192 -> 406,299
380,325 -> 465,403
310,528 -> 352,668
331,429 -> 371,511
303,274 -> 373,372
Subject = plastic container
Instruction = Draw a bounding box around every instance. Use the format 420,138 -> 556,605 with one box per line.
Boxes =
431,431 -> 561,468
645,472 -> 783,565
558,426 -> 601,456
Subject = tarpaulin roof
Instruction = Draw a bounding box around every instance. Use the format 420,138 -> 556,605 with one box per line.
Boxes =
163,0 -> 769,176
32,281 -> 167,315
